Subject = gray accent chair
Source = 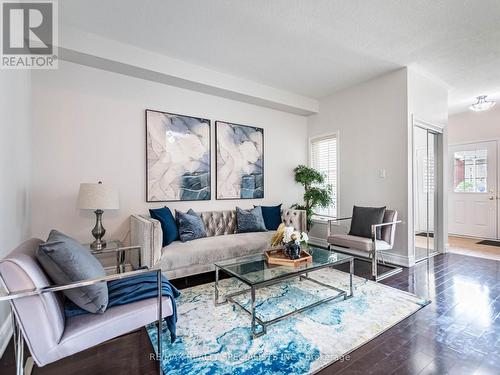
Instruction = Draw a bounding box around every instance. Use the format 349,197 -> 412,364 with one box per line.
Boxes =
0,239 -> 170,375
131,208 -> 307,279
327,209 -> 402,281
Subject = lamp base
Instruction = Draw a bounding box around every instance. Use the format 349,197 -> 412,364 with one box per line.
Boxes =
90,239 -> 107,251
90,209 -> 107,251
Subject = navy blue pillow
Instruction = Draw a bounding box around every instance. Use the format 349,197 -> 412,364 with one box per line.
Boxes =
149,207 -> 179,246
255,204 -> 282,230
176,209 -> 207,242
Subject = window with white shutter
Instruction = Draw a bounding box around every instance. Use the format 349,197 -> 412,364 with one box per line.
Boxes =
310,134 -> 337,217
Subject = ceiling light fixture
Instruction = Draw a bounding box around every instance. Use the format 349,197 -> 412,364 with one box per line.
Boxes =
469,95 -> 496,112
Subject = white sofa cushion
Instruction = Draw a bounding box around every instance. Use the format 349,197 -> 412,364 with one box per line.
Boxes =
158,232 -> 275,273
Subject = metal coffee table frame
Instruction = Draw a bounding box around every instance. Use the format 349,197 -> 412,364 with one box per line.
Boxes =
214,254 -> 354,338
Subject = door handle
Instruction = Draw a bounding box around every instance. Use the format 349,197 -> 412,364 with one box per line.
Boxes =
489,196 -> 495,200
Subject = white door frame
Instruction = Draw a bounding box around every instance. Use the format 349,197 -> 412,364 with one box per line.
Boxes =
448,138 -> 500,239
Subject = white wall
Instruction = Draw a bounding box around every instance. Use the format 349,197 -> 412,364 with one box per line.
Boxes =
407,70 -> 449,126
307,68 -> 448,266
407,69 -> 449,257
448,105 -> 500,144
307,69 -> 410,264
59,26 -> 319,115
31,61 -> 308,244
0,70 -> 32,356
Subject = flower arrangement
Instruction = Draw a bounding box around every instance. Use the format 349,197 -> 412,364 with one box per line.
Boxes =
270,224 -> 309,260
282,226 -> 309,245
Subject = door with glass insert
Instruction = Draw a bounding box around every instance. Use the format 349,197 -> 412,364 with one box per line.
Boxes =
449,141 -> 497,238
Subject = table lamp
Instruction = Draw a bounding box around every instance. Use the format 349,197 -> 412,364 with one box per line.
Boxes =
77,181 -> 119,250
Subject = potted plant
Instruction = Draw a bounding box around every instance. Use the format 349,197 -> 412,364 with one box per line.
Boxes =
292,165 -> 333,230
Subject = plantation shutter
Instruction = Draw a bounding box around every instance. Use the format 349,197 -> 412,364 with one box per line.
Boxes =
310,135 -> 337,217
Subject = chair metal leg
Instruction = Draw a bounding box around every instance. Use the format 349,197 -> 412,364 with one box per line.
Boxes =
12,313 -> 17,365
16,328 -> 23,375
379,251 -> 386,265
13,315 -> 33,375
371,251 -> 378,281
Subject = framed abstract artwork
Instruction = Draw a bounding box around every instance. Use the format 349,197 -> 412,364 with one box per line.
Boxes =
216,121 -> 264,199
146,109 -> 211,202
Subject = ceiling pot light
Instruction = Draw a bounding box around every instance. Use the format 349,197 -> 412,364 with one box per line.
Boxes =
469,95 -> 496,112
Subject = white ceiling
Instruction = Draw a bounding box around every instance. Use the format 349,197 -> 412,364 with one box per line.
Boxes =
60,0 -> 500,114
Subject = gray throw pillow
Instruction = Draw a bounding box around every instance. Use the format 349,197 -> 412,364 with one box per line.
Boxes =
36,230 -> 109,314
236,206 -> 267,233
348,206 -> 386,239
176,209 -> 207,242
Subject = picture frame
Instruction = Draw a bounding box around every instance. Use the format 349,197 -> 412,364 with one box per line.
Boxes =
145,109 -> 211,202
215,121 -> 264,200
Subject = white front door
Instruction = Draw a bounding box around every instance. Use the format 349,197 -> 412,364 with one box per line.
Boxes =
449,141 -> 497,239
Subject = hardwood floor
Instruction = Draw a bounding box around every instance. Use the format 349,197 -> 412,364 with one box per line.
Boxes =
1,252 -> 499,374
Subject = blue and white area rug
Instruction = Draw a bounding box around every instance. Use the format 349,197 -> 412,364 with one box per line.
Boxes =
147,269 -> 428,374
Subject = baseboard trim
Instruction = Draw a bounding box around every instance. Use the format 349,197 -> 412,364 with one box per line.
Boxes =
0,311 -> 13,359
381,252 -> 413,268
308,237 -> 412,268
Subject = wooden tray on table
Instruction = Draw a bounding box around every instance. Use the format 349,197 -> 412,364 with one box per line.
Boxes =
265,247 -> 312,267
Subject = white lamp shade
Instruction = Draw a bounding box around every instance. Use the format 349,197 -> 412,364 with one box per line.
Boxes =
77,183 -> 119,210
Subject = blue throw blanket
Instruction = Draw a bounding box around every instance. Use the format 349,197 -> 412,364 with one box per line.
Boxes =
64,274 -> 180,342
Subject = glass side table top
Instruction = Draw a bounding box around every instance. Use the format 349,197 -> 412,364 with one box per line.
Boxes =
81,240 -> 141,274
215,246 -> 353,286
82,240 -> 123,254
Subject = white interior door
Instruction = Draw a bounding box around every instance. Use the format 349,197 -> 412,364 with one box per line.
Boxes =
449,141 -> 497,239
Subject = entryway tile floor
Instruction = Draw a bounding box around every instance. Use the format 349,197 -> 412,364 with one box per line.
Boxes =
448,235 -> 500,262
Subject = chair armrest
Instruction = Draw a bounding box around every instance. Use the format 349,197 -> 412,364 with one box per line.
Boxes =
371,220 -> 402,229
328,217 -> 353,222
370,220 -> 403,249
327,217 -> 352,237
371,220 -> 403,238
130,215 -> 163,268
0,268 -> 162,302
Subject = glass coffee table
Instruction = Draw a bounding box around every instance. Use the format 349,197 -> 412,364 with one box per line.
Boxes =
214,246 -> 354,338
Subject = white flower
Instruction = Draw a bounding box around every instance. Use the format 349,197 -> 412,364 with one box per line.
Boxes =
282,226 -> 295,243
301,232 -> 309,243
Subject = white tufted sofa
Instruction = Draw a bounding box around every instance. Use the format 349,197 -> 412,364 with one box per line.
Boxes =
130,208 -> 306,279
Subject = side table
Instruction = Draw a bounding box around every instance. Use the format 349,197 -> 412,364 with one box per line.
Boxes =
82,240 -> 141,274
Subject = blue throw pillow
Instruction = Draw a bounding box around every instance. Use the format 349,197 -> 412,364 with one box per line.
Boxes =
176,209 -> 207,242
236,206 -> 267,233
149,207 -> 179,246
36,230 -> 108,314
255,204 -> 282,230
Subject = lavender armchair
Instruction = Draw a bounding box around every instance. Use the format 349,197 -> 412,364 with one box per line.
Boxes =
0,238 -> 171,375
